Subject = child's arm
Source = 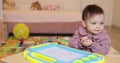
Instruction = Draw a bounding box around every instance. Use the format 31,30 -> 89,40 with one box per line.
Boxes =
88,35 -> 111,55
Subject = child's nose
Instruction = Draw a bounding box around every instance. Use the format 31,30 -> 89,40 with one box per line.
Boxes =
96,24 -> 100,28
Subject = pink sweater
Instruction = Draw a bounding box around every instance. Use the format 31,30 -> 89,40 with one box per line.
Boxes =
68,26 -> 111,55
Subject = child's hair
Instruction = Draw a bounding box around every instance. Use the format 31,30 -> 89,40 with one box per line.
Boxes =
82,4 -> 104,21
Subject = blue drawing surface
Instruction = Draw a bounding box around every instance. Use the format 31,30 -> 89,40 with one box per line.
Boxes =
37,46 -> 83,62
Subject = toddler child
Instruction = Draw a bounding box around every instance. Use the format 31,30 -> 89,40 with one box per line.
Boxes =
68,4 -> 111,55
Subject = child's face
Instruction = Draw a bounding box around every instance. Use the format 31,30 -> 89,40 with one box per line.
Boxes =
84,14 -> 104,34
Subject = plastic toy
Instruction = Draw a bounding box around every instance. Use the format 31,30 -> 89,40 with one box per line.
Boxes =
18,38 -> 24,47
13,23 -> 29,39
23,43 -> 104,63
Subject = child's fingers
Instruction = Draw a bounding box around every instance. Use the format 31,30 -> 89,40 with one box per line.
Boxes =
81,40 -> 92,46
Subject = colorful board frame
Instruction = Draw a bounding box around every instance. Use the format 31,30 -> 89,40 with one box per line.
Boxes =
23,43 -> 104,63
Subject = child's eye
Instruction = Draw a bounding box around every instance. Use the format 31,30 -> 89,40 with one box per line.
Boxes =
100,22 -> 104,25
91,22 -> 96,25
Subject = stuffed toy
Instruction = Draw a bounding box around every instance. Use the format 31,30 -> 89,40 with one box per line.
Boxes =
3,0 -> 16,10
31,1 -> 42,10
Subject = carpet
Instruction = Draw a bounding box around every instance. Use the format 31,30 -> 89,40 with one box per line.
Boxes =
0,36 -> 71,59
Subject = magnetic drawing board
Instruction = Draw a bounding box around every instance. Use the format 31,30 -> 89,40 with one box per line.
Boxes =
23,43 -> 104,63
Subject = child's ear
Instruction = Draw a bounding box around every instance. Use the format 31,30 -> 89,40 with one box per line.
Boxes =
81,21 -> 86,27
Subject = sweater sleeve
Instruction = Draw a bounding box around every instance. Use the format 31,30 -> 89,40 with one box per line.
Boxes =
89,35 -> 111,55
68,29 -> 83,49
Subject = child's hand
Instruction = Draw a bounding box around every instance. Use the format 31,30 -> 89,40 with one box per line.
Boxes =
80,36 -> 93,47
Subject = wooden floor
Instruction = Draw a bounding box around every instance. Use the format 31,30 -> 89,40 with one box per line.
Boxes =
106,26 -> 120,52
